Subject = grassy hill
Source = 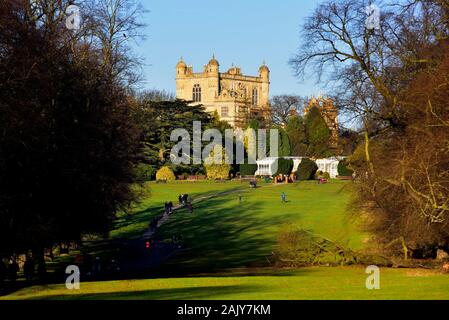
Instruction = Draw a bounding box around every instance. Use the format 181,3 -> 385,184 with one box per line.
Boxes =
4,267 -> 449,300
3,180 -> 448,300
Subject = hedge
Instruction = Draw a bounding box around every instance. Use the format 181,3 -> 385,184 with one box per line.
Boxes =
337,159 -> 354,176
296,158 -> 318,180
239,163 -> 258,176
274,158 -> 294,175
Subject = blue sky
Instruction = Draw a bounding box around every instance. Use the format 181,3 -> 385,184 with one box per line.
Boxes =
133,0 -> 322,97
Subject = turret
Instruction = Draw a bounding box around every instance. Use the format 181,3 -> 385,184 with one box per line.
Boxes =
259,62 -> 270,107
176,57 -> 187,77
207,55 -> 220,98
207,54 -> 219,74
259,62 -> 270,82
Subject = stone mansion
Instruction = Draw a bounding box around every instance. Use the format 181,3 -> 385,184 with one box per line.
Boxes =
176,56 -> 270,127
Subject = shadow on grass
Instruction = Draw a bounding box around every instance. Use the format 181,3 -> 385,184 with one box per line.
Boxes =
109,186 -> 246,239
29,284 -> 261,300
153,193 -> 292,275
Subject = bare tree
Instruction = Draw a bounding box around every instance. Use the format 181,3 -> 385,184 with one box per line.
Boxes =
87,0 -> 147,87
291,0 -> 449,259
139,88 -> 176,102
270,95 -> 303,125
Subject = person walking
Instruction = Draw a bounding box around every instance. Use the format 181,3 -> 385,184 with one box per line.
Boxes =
168,201 -> 173,214
281,192 -> 286,202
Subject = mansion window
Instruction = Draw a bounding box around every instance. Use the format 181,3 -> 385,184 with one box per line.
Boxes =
221,106 -> 229,118
252,88 -> 258,106
192,84 -> 201,102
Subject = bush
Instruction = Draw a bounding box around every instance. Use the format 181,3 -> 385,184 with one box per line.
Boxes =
322,172 -> 330,179
134,163 -> 156,182
205,164 -> 230,180
204,146 -> 231,180
275,158 -> 294,175
156,166 -> 176,181
240,163 -> 258,176
172,164 -> 204,176
337,159 -> 354,176
296,158 -> 318,180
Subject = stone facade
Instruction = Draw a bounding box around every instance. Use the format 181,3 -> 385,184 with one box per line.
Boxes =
304,96 -> 339,149
176,56 -> 270,127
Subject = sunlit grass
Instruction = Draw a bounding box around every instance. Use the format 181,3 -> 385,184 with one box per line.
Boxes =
3,267 -> 449,300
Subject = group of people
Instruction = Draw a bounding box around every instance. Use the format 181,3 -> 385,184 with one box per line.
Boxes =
178,194 -> 189,206
178,194 -> 193,213
274,174 -> 295,184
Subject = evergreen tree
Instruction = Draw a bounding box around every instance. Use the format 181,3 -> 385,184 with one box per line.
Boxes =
278,127 -> 291,157
131,99 -> 212,165
305,107 -> 331,157
285,115 -> 308,156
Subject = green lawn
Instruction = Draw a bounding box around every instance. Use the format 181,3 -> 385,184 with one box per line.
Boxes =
108,180 -> 365,271
152,180 -> 365,271
109,180 -> 248,239
3,180 -> 448,300
3,267 -> 449,300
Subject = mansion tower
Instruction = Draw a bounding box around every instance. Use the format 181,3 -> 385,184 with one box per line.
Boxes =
176,56 -> 270,127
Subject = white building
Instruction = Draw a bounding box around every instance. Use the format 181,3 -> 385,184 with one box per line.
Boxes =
255,156 -> 346,178
315,157 -> 345,178
255,157 -> 304,176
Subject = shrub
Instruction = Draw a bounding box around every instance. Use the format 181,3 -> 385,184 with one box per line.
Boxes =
172,164 -> 204,176
275,158 -> 294,175
240,163 -> 258,176
322,172 -> 330,179
204,146 -> 231,180
296,158 -> 318,180
337,159 -> 354,176
205,164 -> 230,180
156,166 -> 176,181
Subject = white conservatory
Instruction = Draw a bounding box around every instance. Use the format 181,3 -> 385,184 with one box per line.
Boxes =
315,157 -> 345,178
255,157 -> 304,176
255,156 -> 346,178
